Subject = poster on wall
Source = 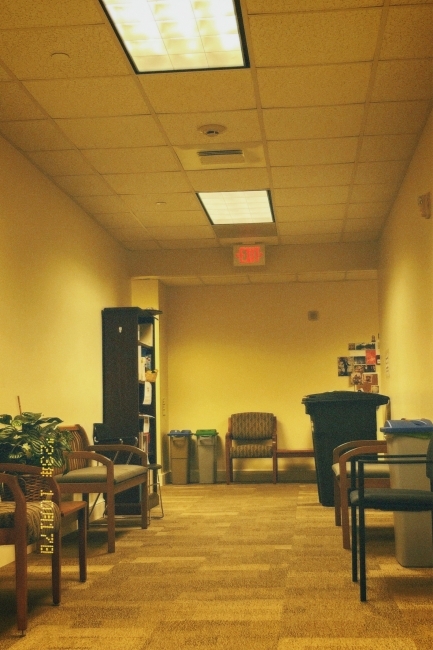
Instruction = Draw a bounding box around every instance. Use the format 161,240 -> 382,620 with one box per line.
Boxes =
338,336 -> 380,391
338,357 -> 354,376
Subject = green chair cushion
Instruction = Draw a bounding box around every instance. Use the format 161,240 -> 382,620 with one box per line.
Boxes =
55,464 -> 147,485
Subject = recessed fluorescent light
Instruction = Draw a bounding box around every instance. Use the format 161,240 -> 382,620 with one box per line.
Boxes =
198,190 -> 274,225
100,0 -> 249,73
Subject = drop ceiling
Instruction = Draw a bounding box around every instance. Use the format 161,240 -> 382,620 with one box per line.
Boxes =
0,0 -> 432,286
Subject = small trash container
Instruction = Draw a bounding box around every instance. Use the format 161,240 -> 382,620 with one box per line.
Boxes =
168,430 -> 192,484
195,430 -> 218,484
381,419 -> 433,567
302,391 -> 389,506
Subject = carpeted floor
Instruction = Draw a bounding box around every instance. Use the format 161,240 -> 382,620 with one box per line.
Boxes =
0,483 -> 432,649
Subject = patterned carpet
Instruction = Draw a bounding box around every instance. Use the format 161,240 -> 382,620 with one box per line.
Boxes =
0,483 -> 432,649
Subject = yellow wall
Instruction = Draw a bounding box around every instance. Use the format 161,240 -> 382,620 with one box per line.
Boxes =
165,280 -> 380,480
0,135 -> 130,444
379,109 -> 433,418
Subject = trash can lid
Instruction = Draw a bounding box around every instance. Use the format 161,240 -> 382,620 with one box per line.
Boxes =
195,429 -> 218,436
302,391 -> 389,405
380,419 -> 433,437
168,429 -> 192,437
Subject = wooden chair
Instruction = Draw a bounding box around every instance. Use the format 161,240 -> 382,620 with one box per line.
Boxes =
0,464 -> 86,634
56,424 -> 148,553
225,412 -> 277,484
350,439 -> 433,601
332,440 -> 389,549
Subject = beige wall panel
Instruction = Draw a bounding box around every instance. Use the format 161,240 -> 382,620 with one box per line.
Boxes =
165,280 -> 379,459
140,70 -> 256,113
158,111 -> 262,146
249,9 -> 381,66
272,163 -> 354,188
263,105 -> 365,140
0,26 -> 130,80
56,115 -> 166,149
257,63 -> 371,108
24,77 -> 151,118
268,138 -> 358,167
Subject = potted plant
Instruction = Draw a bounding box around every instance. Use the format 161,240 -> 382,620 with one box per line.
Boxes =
0,412 -> 72,468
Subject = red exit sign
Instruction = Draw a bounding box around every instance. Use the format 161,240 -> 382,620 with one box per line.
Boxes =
233,244 -> 265,266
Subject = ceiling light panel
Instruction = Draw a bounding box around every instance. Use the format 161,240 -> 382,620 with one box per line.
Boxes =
100,0 -> 248,73
198,190 -> 274,225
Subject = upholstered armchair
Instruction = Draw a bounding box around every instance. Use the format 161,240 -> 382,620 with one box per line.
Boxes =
225,412 -> 277,484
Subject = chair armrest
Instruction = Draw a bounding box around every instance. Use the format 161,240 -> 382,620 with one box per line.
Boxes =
333,439 -> 386,464
0,462 -> 61,504
87,444 -> 148,466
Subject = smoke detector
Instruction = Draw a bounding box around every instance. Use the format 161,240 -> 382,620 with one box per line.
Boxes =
198,124 -> 227,137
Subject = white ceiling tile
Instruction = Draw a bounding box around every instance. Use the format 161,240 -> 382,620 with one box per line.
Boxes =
279,220 -> 343,235
341,231 -> 380,242
55,115 -> 165,149
140,70 -> 256,113
0,82 -> 46,120
344,217 -> 386,231
157,240 -> 219,250
274,186 -> 350,206
272,163 -> 354,188
158,110 -> 262,146
249,9 -> 381,66
121,193 -> 201,212
26,149 -> 95,175
276,205 -> 346,222
104,172 -> 191,194
280,234 -> 341,245
1,0 -> 102,28
351,183 -> 398,202
263,105 -> 365,140
354,160 -> 407,185
121,241 -> 162,251
23,77 -> 150,118
53,174 -> 114,196
135,211 -> 207,227
347,202 -> 390,219
0,65 -> 12,80
0,26 -> 130,80
365,101 -> 430,134
257,63 -> 371,108
380,5 -> 433,59
0,119 -> 73,151
268,138 -> 358,166
246,1 -> 384,11
93,213 -> 141,229
371,60 -> 433,102
81,147 -> 180,174
145,225 -> 215,240
358,134 -> 418,161
108,226 -> 151,241
186,168 -> 270,192
74,194 -> 128,214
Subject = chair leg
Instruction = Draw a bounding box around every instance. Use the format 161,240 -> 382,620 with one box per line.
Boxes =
351,503 -> 358,584
52,530 -> 61,605
141,478 -> 148,531
333,477 -> 341,526
15,536 -> 28,634
359,505 -> 367,602
106,490 -> 116,553
78,505 -> 87,582
273,455 -> 277,484
340,486 -> 351,550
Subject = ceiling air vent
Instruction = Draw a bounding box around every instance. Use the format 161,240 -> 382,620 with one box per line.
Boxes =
198,149 -> 245,165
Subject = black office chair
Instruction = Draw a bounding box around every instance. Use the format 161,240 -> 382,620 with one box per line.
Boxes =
349,437 -> 433,601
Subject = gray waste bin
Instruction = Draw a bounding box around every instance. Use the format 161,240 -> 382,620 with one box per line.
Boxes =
381,419 -> 433,567
302,391 -> 389,506
195,430 -> 218,484
168,430 -> 192,484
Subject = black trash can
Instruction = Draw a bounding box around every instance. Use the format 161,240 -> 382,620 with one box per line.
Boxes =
302,391 -> 389,506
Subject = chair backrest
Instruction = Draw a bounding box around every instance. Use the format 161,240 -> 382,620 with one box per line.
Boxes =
230,412 -> 276,441
426,437 -> 433,481
56,424 -> 91,473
